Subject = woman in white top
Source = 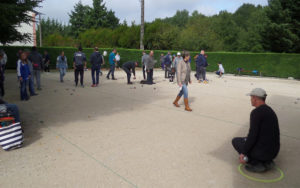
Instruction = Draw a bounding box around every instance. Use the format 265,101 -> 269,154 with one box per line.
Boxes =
216,63 -> 225,77
115,53 -> 120,69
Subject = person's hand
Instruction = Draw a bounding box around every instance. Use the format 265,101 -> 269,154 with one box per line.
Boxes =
189,80 -> 192,84
178,83 -> 182,87
29,75 -> 31,78
239,154 -> 247,164
147,70 -> 150,73
19,77 -> 23,81
133,76 -> 136,80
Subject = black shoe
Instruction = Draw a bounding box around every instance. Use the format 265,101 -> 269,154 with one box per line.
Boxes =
81,84 -> 84,88
263,161 -> 275,171
30,93 -> 38,96
106,76 -> 110,80
245,162 -> 266,173
127,82 -> 133,85
112,78 -> 117,80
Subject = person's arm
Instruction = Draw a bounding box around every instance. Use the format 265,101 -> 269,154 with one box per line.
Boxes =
56,57 -> 59,69
17,61 -> 21,78
132,64 -> 136,78
176,61 -> 182,86
243,110 -> 261,155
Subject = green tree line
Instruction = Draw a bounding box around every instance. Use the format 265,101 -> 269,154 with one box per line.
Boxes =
37,0 -> 300,53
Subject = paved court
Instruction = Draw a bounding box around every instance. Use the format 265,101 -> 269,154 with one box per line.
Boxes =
1,69 -> 300,188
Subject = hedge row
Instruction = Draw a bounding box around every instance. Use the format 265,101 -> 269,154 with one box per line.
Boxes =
1,46 -> 300,79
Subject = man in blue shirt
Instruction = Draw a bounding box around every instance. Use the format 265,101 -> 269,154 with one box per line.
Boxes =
106,49 -> 117,80
195,50 -> 208,83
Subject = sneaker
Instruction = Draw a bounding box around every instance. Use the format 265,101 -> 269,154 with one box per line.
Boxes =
245,162 -> 266,173
203,80 -> 208,84
264,161 -> 275,171
106,76 -> 110,80
91,84 -> 96,87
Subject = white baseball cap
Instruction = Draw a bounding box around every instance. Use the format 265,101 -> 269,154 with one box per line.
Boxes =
177,52 -> 181,56
247,88 -> 267,97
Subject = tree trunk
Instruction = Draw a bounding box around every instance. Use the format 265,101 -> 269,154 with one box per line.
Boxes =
140,0 -> 144,50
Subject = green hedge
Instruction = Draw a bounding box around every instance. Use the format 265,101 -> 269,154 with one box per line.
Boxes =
1,46 -> 300,79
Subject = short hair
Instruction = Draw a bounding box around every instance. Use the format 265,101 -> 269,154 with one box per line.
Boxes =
182,51 -> 190,59
78,46 -> 83,51
94,47 -> 98,51
258,96 -> 266,102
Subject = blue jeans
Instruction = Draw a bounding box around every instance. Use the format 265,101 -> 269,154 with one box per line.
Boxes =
20,79 -> 29,100
6,104 -> 20,122
91,67 -> 100,85
107,64 -> 115,79
59,68 -> 67,82
29,77 -> 35,95
178,84 -> 188,99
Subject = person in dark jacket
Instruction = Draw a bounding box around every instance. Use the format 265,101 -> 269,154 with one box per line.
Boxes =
195,50 -> 208,83
164,52 -> 172,78
0,53 -> 4,97
28,46 -> 43,90
43,51 -> 51,72
122,61 -> 138,84
232,88 -> 280,173
73,47 -> 87,87
90,47 -> 104,87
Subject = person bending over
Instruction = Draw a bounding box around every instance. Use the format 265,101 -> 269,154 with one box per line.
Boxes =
122,61 -> 138,85
232,88 -> 280,173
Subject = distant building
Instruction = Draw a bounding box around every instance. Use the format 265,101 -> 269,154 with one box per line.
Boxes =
8,11 -> 39,46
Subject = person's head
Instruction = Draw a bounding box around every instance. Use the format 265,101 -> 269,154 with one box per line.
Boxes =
247,88 -> 267,107
18,49 -> 23,56
135,62 -> 138,67
200,50 -> 205,55
177,52 -> 181,57
168,51 -> 171,55
161,53 -> 164,56
112,49 -> 117,53
150,51 -> 154,57
218,62 -> 222,65
32,46 -> 37,51
78,46 -> 83,52
142,51 -> 146,55
94,47 -> 99,52
182,51 -> 190,62
61,51 -> 65,56
21,52 -> 27,61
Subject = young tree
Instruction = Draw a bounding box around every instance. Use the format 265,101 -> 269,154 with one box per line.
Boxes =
140,0 -> 145,50
0,0 -> 43,45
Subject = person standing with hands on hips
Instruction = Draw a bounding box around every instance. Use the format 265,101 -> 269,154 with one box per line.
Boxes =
173,51 -> 192,112
73,47 -> 87,87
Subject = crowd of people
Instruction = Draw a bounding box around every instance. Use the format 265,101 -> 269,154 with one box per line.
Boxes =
0,46 -> 281,174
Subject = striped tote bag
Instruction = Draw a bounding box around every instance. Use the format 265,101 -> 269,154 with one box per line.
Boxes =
0,122 -> 23,151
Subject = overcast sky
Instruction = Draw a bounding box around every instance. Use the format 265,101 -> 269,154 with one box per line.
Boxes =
37,0 -> 268,24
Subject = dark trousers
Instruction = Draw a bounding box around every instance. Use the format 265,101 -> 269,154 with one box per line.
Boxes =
107,64 -> 115,79
196,66 -> 206,80
20,79 -> 29,100
74,67 -> 84,86
142,65 -> 146,80
91,67 -> 100,85
232,137 -> 247,155
0,81 -> 4,97
123,67 -> 131,83
165,65 -> 170,78
146,69 -> 153,84
44,66 -> 50,72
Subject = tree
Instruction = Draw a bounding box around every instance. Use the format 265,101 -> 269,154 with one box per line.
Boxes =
0,0 -> 42,45
262,0 -> 300,52
69,1 -> 93,37
91,0 -> 119,29
140,0 -> 144,50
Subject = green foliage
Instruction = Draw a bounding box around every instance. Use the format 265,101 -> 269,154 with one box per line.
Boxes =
1,46 -> 300,79
262,0 -> 300,52
0,0 -> 43,45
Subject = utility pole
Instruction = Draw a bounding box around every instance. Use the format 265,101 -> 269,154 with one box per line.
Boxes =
140,0 -> 144,50
39,13 -> 42,47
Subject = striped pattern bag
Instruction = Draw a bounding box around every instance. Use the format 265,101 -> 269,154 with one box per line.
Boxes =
0,122 -> 23,151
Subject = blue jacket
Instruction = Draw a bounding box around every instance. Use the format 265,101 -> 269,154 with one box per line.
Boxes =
56,55 -> 68,69
109,52 -> 116,65
164,55 -> 172,66
196,54 -> 207,67
17,60 -> 31,80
